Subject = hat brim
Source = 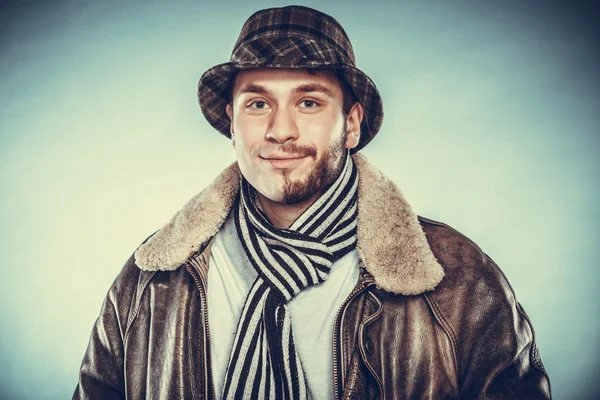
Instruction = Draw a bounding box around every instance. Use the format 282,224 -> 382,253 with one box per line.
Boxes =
197,61 -> 383,153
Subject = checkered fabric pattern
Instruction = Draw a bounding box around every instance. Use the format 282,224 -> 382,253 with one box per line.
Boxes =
197,5 -> 384,152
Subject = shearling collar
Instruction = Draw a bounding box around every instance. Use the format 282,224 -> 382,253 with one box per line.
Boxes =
134,153 -> 444,295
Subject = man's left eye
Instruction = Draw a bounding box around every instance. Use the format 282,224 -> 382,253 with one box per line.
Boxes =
301,100 -> 318,108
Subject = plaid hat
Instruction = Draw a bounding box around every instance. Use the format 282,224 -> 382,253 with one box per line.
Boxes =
197,5 -> 384,152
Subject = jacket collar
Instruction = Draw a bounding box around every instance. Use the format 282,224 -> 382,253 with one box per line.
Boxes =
134,153 -> 444,295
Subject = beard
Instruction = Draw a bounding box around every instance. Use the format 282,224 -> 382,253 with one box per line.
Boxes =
281,121 -> 348,204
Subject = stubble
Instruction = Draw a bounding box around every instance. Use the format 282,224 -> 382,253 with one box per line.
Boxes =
281,121 -> 348,204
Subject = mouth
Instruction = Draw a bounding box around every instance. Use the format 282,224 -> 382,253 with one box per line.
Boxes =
260,154 -> 310,169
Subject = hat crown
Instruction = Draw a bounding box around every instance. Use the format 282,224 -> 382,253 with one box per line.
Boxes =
231,6 -> 356,66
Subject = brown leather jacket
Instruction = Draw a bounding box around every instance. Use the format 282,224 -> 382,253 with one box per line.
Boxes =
74,155 -> 551,399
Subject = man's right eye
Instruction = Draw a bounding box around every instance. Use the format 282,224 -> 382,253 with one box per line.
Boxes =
247,100 -> 269,109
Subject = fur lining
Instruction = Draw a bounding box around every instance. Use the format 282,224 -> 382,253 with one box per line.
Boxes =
134,164 -> 240,271
353,155 -> 444,294
134,153 -> 444,295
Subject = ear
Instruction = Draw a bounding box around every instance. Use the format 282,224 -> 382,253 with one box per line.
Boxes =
345,102 -> 364,150
226,104 -> 233,132
226,104 -> 235,148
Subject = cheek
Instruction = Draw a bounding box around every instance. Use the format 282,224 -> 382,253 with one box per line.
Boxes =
234,109 -> 268,131
234,141 -> 257,173
299,115 -> 344,152
233,117 -> 267,153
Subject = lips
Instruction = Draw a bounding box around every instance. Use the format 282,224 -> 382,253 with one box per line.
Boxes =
260,154 -> 309,169
262,155 -> 306,160
260,153 -> 308,160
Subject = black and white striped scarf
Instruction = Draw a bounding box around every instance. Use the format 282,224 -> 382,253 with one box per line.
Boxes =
222,154 -> 359,399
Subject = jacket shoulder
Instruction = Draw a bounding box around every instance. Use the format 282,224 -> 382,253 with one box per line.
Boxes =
107,232 -> 160,339
417,215 -> 512,296
74,232 -> 163,399
418,216 -> 516,314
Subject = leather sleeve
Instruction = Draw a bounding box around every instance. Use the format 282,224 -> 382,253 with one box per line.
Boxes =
421,219 -> 551,399
72,253 -> 140,400
457,254 -> 552,399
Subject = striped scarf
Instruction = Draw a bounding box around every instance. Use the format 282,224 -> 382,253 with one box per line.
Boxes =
222,154 -> 359,399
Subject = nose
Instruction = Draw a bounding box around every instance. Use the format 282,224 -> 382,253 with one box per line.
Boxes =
265,106 -> 299,144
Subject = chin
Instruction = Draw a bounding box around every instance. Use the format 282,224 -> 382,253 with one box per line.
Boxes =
261,190 -> 286,203
254,181 -> 286,203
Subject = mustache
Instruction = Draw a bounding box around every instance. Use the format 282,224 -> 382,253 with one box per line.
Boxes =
269,143 -> 317,157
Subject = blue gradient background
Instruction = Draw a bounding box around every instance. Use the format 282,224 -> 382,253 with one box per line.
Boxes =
1,0 -> 598,399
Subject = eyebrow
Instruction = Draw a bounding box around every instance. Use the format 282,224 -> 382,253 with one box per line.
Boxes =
238,83 -> 272,96
292,83 -> 334,98
236,82 -> 334,98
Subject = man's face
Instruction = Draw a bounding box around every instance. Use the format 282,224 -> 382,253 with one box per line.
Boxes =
226,68 -> 359,204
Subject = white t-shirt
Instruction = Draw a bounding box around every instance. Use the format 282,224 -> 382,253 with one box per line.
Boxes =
207,211 -> 360,399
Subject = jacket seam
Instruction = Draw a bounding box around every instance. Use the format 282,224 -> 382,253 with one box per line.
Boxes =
423,293 -> 461,385
124,269 -> 157,342
515,302 -> 552,395
338,277 -> 368,390
123,238 -> 211,343
358,291 -> 385,400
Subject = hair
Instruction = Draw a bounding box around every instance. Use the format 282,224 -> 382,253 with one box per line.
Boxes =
226,68 -> 359,118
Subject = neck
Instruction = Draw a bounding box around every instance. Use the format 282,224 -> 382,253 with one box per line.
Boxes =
256,191 -> 322,229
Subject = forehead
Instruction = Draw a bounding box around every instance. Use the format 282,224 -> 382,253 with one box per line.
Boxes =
231,68 -> 343,98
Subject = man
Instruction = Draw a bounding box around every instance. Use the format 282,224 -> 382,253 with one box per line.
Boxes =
74,5 -> 551,399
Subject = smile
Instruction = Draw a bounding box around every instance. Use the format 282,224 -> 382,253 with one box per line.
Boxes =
260,155 -> 309,169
